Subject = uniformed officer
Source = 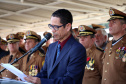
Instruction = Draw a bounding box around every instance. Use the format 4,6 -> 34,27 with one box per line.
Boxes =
22,30 -> 45,76
0,38 -> 9,59
92,24 -> 108,50
102,7 -> 126,84
0,38 -> 8,51
0,34 -> 23,79
78,25 -> 103,84
16,32 -> 26,54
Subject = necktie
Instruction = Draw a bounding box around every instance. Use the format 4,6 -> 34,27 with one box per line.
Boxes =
8,55 -> 13,63
56,44 -> 61,60
27,54 -> 31,63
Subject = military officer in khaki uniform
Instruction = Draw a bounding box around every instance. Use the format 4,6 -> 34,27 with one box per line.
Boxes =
0,38 -> 8,51
16,32 -> 26,54
0,34 -> 23,79
92,24 -> 108,50
0,38 -> 9,59
22,30 -> 45,76
102,7 -> 126,84
78,25 -> 103,84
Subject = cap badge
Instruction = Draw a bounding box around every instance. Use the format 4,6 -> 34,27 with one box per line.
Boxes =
109,9 -> 115,16
9,34 -> 14,39
79,25 -> 85,31
26,31 -> 31,36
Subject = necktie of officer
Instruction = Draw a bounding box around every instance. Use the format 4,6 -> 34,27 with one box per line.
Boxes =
56,44 -> 61,60
8,55 -> 13,63
27,54 -> 31,63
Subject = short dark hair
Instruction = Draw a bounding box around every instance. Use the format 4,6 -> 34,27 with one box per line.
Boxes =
52,9 -> 73,28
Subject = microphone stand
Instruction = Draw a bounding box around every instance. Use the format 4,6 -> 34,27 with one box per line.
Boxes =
0,49 -> 33,73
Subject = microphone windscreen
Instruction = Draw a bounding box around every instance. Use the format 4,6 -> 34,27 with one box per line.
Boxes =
44,33 -> 52,40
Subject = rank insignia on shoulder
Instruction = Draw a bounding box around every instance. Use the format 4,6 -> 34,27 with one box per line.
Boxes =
39,52 -> 45,57
85,57 -> 95,70
29,65 -> 38,76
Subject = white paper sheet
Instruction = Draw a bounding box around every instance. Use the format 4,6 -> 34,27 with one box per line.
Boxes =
1,63 -> 27,82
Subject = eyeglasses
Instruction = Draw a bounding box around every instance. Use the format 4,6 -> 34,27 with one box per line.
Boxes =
48,24 -> 65,31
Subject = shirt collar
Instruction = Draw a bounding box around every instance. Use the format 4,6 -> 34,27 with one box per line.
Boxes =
58,34 -> 72,50
112,34 -> 126,46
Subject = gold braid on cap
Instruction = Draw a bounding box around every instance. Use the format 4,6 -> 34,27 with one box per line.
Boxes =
79,32 -> 93,35
111,16 -> 124,18
26,36 -> 38,40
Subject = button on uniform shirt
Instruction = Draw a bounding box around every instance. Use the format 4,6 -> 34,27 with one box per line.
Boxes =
22,50 -> 45,76
102,35 -> 126,84
0,51 -> 23,79
82,45 -> 103,84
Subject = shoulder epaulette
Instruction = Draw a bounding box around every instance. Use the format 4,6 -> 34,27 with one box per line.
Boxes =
96,47 -> 104,52
39,52 -> 45,57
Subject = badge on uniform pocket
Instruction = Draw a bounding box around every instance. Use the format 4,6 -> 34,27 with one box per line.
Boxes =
29,65 -> 38,76
85,57 -> 95,70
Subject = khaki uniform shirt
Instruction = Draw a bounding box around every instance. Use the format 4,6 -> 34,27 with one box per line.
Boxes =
0,51 -> 23,79
22,50 -> 45,76
102,35 -> 126,84
82,45 -> 103,84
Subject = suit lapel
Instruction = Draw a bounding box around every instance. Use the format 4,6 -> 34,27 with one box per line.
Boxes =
50,42 -> 58,68
48,36 -> 75,77
48,42 -> 58,77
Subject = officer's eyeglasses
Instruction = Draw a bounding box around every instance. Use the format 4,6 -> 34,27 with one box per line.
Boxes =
48,24 -> 65,31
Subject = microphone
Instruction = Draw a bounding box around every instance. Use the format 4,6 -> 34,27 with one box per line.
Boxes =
29,33 -> 52,54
